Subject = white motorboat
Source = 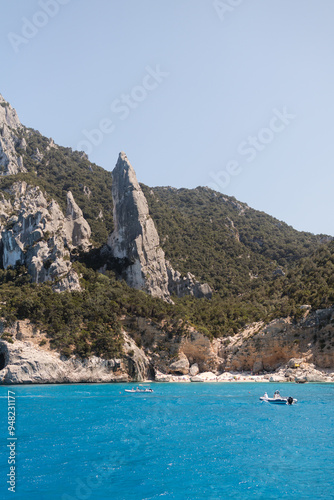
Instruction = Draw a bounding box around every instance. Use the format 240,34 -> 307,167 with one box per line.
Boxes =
125,386 -> 153,393
260,390 -> 297,405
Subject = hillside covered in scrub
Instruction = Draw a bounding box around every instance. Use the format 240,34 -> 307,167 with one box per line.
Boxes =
0,91 -> 333,383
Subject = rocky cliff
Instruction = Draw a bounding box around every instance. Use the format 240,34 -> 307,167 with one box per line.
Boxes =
0,181 -> 91,291
0,320 -> 151,384
65,191 -> 91,251
0,91 -> 333,385
108,152 -> 212,301
172,307 -> 334,381
147,307 -> 334,381
219,307 -> 334,375
108,152 -> 171,300
2,307 -> 334,384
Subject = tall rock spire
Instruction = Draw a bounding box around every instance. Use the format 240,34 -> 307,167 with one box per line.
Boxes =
108,152 -> 213,302
108,152 -> 171,301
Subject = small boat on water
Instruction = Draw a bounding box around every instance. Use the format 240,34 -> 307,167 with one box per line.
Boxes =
260,390 -> 297,405
125,386 -> 154,393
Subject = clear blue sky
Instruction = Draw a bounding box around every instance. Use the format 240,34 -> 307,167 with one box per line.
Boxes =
1,0 -> 334,235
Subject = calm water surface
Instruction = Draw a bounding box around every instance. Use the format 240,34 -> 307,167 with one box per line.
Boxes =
0,382 -> 333,500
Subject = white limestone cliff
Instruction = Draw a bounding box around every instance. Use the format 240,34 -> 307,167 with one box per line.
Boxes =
1,308 -> 334,384
108,152 -> 171,300
65,191 -> 91,250
0,182 -> 91,291
0,320 -> 151,384
108,152 -> 212,301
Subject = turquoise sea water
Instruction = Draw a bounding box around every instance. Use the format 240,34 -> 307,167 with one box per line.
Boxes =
0,382 -> 334,500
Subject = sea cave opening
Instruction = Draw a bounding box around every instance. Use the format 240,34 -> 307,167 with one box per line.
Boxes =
0,351 -> 6,370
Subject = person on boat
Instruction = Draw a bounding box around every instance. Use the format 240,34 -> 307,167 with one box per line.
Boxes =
274,390 -> 281,399
264,392 -> 268,399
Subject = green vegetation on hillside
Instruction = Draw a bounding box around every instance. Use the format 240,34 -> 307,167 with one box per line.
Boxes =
0,265 -> 178,358
2,236 -> 334,353
282,241 -> 334,309
0,126 -> 332,356
142,185 -> 327,295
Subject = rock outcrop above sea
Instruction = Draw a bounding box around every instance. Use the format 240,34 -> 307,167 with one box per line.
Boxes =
108,152 -> 212,301
1,308 -> 334,384
0,338 -> 128,384
219,308 -> 334,374
0,94 -> 26,175
122,311 -> 334,382
169,353 -> 190,375
0,320 -> 151,384
0,181 -> 91,291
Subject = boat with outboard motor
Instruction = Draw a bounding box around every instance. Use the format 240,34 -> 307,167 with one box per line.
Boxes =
125,386 -> 154,393
259,390 -> 297,405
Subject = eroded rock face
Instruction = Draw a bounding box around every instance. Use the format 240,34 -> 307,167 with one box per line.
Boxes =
0,339 -> 127,384
167,264 -> 213,299
129,310 -> 334,379
218,309 -> 334,373
108,152 -> 171,300
0,321 -> 152,384
108,152 -> 212,301
0,182 -> 91,291
181,331 -> 222,372
65,191 -> 91,250
1,309 -> 334,384
0,94 -> 26,175
129,317 -> 224,375
169,353 -> 190,375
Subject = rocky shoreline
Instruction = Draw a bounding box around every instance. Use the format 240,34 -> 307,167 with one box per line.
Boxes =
154,365 -> 334,384
1,308 -> 334,385
1,333 -> 333,385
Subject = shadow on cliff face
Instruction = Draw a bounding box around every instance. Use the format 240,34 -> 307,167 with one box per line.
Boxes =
125,355 -> 155,381
73,246 -> 133,276
0,350 -> 7,370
